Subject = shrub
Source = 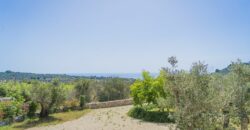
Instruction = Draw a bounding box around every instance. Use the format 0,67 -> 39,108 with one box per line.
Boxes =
128,106 -> 146,119
63,99 -> 79,111
0,110 -> 4,120
128,106 -> 175,123
80,95 -> 86,108
3,105 -> 17,123
0,100 -> 25,124
27,101 -> 37,118
74,80 -> 90,101
0,87 -> 7,97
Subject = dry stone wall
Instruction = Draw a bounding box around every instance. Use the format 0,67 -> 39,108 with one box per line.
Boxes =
85,99 -> 133,109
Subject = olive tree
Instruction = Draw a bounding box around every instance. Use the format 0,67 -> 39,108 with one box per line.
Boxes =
164,57 -> 222,130
99,78 -> 130,102
74,79 -> 90,102
210,73 -> 235,129
227,60 -> 250,130
31,81 -> 66,118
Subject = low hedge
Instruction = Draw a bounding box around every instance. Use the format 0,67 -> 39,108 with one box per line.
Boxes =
128,106 -> 175,123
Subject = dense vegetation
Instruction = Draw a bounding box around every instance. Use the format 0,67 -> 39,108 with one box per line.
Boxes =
0,77 -> 132,124
129,57 -> 250,130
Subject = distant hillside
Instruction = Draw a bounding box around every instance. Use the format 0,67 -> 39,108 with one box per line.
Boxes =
0,71 -> 133,82
215,62 -> 250,74
0,70 -> 82,82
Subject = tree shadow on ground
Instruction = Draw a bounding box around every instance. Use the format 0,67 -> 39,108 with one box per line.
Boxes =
13,116 -> 62,129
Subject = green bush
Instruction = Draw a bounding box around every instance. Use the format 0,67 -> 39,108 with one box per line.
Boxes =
80,95 -> 86,108
27,101 -> 37,118
0,87 -> 7,97
128,106 -> 175,123
128,106 -> 146,119
3,105 -> 17,124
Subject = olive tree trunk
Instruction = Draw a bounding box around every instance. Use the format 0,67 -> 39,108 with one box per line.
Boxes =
240,113 -> 249,130
223,113 -> 230,129
40,104 -> 49,118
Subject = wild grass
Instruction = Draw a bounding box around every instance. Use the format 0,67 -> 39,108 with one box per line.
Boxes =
0,109 -> 91,130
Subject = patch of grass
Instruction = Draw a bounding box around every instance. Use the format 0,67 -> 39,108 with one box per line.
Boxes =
128,106 -> 175,123
0,109 -> 91,130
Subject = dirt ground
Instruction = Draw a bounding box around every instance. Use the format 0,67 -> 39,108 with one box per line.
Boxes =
27,105 -> 174,130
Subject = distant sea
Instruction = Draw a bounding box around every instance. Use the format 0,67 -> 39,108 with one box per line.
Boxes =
69,73 -> 158,79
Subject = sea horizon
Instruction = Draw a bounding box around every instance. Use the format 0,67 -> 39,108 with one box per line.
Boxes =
68,72 -> 159,79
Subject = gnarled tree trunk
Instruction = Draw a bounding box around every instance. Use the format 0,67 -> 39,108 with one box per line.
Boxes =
223,107 -> 230,129
40,104 -> 49,118
223,113 -> 230,129
240,113 -> 249,130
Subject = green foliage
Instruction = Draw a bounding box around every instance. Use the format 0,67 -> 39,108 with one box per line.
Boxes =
156,97 -> 170,112
3,105 -> 16,123
128,106 -> 175,123
0,82 -> 31,122
164,60 -> 223,130
129,70 -> 173,123
0,76 -> 132,126
130,71 -> 167,109
79,95 -> 86,108
0,81 -> 31,103
129,57 -> 250,129
0,87 -> 7,97
50,80 -> 66,109
62,99 -> 79,111
27,101 -> 37,118
1,58 -> 250,130
161,58 -> 250,130
74,79 -> 90,101
98,78 -> 131,102
0,77 -> 132,121
31,81 -> 66,118
0,101 -> 22,124
225,60 -> 250,130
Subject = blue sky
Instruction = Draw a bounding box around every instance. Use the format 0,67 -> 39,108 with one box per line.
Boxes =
0,0 -> 249,73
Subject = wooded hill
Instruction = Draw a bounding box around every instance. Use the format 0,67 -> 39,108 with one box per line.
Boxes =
215,62 -> 250,74
0,70 -> 133,81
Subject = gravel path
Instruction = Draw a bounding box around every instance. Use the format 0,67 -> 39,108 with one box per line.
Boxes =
27,105 -> 173,130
